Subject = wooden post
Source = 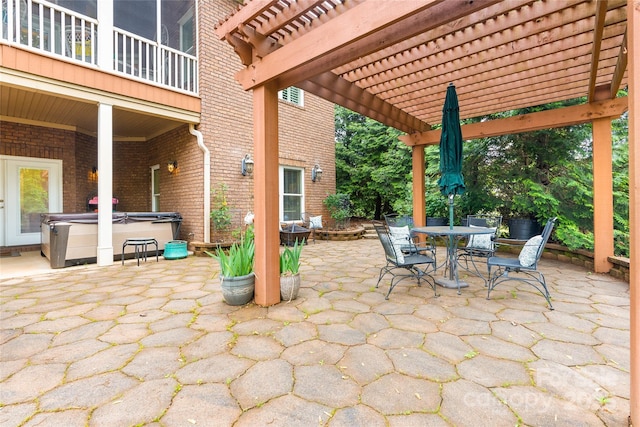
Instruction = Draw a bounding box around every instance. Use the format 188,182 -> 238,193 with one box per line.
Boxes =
628,0 -> 639,423
412,145 -> 426,227
592,117 -> 614,272
252,83 -> 281,306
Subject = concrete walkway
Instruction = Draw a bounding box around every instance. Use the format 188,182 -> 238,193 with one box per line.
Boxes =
0,239 -> 630,426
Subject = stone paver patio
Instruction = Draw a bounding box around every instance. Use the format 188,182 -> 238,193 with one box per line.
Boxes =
0,239 -> 630,426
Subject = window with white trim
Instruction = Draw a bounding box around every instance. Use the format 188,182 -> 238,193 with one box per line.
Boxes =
280,166 -> 304,222
278,87 -> 304,107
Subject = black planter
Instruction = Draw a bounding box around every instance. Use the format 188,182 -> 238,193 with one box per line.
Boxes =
508,218 -> 541,240
426,217 -> 448,226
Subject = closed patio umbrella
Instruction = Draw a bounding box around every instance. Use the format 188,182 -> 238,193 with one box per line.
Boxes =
437,83 -> 465,229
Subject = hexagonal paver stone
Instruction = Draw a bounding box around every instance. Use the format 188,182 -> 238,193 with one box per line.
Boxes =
386,314 -> 438,333
90,377 -> 176,426
294,365 -> 360,407
66,343 -> 139,381
387,348 -> 457,382
0,364 -> 66,405
162,384 -> 241,426
423,331 -> 474,363
457,355 -> 530,388
0,333 -> 53,361
367,328 -> 424,349
440,379 -> 517,426
139,327 -> 201,347
318,324 -> 366,345
281,339 -> 346,366
339,344 -> 394,385
38,372 -> 138,411
361,373 -> 440,414
122,347 -> 182,380
464,335 -> 535,362
181,331 -> 234,361
18,409 -> 89,426
231,335 -> 284,361
526,322 -> 599,346
531,340 -> 602,366
489,320 -> 541,347
330,404 -> 387,427
176,354 -> 254,384
230,359 -> 293,410
439,318 -> 491,336
0,402 -> 36,426
235,394 -> 332,426
529,360 -> 603,412
273,321 -> 317,347
493,385 -> 606,427
350,312 -> 390,335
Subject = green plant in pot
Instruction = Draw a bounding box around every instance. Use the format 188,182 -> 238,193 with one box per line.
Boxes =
207,235 -> 255,305
279,239 -> 303,301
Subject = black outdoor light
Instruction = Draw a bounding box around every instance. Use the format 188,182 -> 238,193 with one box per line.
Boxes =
311,164 -> 323,182
241,154 -> 254,176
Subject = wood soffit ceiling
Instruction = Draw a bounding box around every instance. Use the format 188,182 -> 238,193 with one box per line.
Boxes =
215,0 -> 629,135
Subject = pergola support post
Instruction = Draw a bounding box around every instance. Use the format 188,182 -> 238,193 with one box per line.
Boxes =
628,0 -> 639,424
592,117 -> 614,273
252,83 -> 281,306
412,145 -> 426,227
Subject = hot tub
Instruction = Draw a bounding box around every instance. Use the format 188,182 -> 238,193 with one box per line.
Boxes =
41,212 -> 182,268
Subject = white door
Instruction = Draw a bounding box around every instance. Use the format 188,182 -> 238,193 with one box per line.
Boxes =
1,156 -> 63,246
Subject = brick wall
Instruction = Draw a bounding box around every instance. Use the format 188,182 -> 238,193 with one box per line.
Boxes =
199,0 -> 336,241
1,0 -> 336,248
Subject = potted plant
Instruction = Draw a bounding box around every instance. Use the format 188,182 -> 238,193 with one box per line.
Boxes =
280,239 -> 303,301
207,235 -> 255,305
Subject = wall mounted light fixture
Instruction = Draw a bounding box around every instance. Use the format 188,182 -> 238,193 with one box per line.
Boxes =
311,164 -> 323,182
88,166 -> 98,182
241,154 -> 254,176
168,160 -> 178,175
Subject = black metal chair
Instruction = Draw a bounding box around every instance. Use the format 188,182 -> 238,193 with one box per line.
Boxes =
457,214 -> 502,280
301,212 -> 323,244
486,217 -> 557,309
384,213 -> 436,257
373,221 -> 437,300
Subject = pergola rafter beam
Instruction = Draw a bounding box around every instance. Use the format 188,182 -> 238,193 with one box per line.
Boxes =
588,0 -> 609,102
399,97 -> 629,146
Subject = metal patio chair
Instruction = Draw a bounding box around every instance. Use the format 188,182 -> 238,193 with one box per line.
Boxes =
486,217 -> 557,309
301,212 -> 323,243
373,221 -> 437,300
384,213 -> 437,258
457,214 -> 502,281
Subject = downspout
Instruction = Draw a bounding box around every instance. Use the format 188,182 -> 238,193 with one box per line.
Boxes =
189,124 -> 210,243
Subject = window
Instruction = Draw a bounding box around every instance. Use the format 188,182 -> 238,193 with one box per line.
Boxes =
280,166 -> 304,222
278,87 -> 304,107
178,7 -> 194,54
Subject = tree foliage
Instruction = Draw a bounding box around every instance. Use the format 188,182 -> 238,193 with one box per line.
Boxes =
335,96 -> 630,256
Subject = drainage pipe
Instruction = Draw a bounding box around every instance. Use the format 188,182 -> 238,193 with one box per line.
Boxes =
189,124 -> 210,243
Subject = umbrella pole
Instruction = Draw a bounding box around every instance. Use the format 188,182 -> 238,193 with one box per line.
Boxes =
448,194 -> 454,230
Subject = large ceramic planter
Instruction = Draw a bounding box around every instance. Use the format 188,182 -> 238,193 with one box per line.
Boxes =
508,218 -> 541,240
280,273 -> 301,302
164,240 -> 188,259
220,272 -> 255,305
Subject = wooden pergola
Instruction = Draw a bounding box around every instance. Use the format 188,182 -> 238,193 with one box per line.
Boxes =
215,0 -> 638,421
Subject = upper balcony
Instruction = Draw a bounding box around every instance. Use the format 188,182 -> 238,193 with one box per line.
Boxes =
1,0 -> 197,95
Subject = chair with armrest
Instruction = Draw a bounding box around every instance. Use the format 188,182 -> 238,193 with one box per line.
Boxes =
486,217 -> 557,309
457,214 -> 502,280
384,213 -> 436,258
373,221 -> 437,300
301,212 -> 323,243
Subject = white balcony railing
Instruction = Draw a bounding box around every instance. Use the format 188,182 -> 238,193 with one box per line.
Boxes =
1,0 -> 198,94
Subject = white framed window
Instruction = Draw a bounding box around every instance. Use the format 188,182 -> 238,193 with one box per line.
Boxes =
178,6 -> 194,54
151,164 -> 160,212
278,87 -> 304,107
279,166 -> 304,222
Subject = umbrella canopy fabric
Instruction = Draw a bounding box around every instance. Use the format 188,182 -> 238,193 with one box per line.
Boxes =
437,83 -> 466,197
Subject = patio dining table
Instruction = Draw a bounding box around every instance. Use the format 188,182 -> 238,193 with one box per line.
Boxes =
412,226 -> 494,293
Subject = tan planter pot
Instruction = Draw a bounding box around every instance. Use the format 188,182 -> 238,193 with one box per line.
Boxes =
280,273 -> 301,302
